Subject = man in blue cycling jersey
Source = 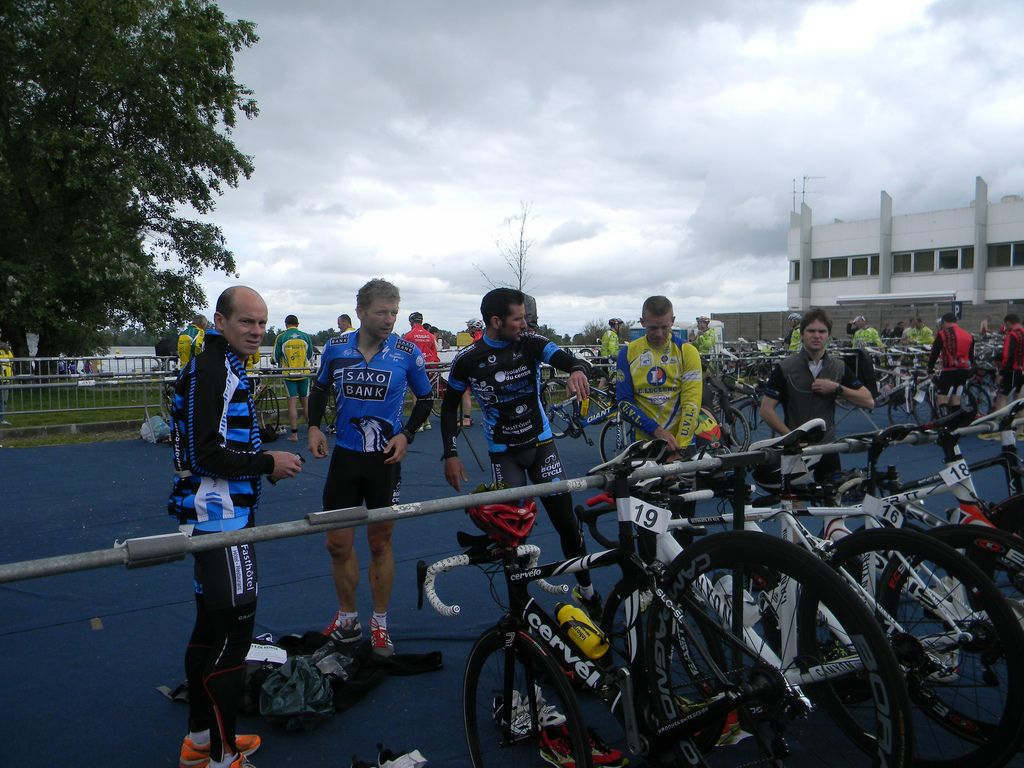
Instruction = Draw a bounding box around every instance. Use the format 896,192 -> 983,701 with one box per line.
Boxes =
439,287 -> 602,615
168,286 -> 302,768
308,279 -> 433,656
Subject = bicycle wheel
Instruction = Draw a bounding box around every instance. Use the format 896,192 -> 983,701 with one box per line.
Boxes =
646,530 -> 913,767
965,381 -> 991,417
598,417 -> 634,463
540,379 -> 573,439
720,407 -> 751,452
464,625 -> 592,768
925,522 -> 1024,629
255,383 -> 280,434
828,527 -> 1024,768
887,389 -> 921,425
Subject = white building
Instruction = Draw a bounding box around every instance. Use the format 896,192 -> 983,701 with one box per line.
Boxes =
787,177 -> 1024,310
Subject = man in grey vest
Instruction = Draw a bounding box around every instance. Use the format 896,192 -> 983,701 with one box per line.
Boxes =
759,308 -> 874,481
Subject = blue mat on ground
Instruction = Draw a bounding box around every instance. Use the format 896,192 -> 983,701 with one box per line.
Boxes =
2,409 -> 1023,766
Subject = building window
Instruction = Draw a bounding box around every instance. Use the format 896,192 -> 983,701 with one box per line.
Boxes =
938,249 -> 959,270
870,255 -> 879,275
962,246 -> 974,269
1014,243 -> 1024,266
830,257 -> 848,278
851,257 -> 868,276
893,252 -> 912,273
990,243 -> 1012,267
812,260 -> 829,279
913,250 -> 935,272
790,261 -> 800,281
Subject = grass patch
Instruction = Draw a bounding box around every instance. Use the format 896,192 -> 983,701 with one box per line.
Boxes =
0,427 -> 139,448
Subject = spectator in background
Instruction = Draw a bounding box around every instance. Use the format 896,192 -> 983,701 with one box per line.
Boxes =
428,324 -> 448,351
980,314 -> 992,338
0,330 -> 13,425
337,314 -> 353,334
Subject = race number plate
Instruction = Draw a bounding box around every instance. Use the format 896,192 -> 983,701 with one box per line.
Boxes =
939,461 -> 971,486
626,497 -> 670,534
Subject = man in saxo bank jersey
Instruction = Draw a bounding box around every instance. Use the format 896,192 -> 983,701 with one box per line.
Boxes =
308,278 -> 433,656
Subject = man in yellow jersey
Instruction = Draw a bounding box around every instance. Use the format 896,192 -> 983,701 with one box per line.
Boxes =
615,296 -> 702,457
177,314 -> 207,368
273,314 -> 314,442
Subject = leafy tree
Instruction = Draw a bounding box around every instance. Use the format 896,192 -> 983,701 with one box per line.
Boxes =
0,0 -> 258,358
572,319 -> 606,346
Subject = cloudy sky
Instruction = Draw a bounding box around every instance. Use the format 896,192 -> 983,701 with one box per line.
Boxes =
201,0 -> 1024,337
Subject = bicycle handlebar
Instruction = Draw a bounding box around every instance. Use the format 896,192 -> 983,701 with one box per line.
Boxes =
421,544 -> 567,617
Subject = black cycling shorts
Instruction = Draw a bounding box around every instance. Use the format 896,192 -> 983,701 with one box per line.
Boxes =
999,371 -> 1024,397
490,439 -> 566,487
323,447 -> 402,511
935,369 -> 970,397
192,530 -> 258,611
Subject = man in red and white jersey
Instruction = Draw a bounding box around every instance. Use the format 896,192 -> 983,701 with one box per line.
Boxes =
927,312 -> 975,411
403,312 -> 440,430
995,313 -> 1024,410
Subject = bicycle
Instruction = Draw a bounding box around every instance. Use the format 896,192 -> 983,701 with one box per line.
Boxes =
583,421 -> 1024,767
421,442 -> 913,767
540,379 -> 621,448
886,368 -> 985,426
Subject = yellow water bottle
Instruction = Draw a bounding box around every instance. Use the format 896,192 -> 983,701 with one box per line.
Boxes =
555,602 -> 609,659
579,397 -> 590,418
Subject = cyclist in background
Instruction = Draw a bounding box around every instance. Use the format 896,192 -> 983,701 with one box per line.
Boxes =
994,313 -> 1024,411
617,296 -> 703,457
787,311 -> 802,351
274,314 -> 315,443
928,311 -> 975,413
597,317 -> 623,391
403,312 -> 440,431
904,316 -> 934,346
851,315 -> 884,348
693,315 -> 716,356
177,314 -> 207,368
460,318 -> 484,428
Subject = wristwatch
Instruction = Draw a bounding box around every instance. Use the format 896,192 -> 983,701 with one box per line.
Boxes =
835,384 -> 844,396
401,428 -> 415,444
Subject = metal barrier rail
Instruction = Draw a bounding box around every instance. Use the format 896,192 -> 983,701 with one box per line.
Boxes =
0,455 -> 733,584
0,358 -> 317,418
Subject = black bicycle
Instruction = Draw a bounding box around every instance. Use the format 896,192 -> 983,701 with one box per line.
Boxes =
420,442 -> 913,767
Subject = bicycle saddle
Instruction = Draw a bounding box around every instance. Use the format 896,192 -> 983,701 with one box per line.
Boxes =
749,418 -> 827,453
587,438 -> 669,475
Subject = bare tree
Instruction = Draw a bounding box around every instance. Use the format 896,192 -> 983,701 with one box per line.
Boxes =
475,201 -> 534,291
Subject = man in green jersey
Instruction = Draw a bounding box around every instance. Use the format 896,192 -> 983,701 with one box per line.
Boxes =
904,316 -> 934,346
851,316 -> 883,348
273,315 -> 315,442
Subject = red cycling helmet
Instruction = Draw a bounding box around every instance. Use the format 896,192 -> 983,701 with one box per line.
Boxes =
467,499 -> 538,546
